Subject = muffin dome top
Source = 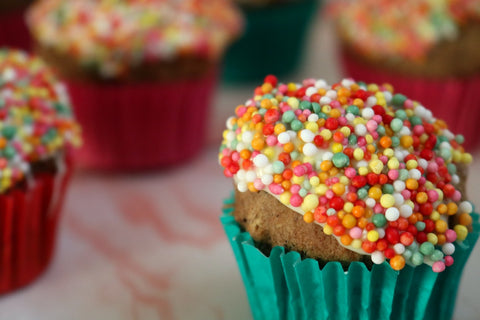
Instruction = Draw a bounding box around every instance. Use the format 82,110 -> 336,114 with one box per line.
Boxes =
28,0 -> 243,78
333,0 -> 480,61
219,75 -> 474,272
0,49 -> 81,192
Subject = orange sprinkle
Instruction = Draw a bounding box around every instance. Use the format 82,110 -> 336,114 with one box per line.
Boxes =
283,142 -> 295,153
352,205 -> 365,218
405,178 -> 419,190
251,138 -> 265,151
340,234 -> 353,246
390,255 -> 406,271
342,214 -> 357,229
447,203 -> 458,216
459,213 -> 473,226
320,160 -> 333,172
273,174 -> 283,184
437,204 -> 448,215
240,149 -> 251,160
379,136 -> 392,148
304,212 -> 314,223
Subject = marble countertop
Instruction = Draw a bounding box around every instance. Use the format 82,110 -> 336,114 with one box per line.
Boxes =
0,16 -> 479,320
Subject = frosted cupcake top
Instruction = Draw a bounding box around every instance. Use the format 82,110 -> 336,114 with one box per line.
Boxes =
333,0 -> 480,61
28,0 -> 243,78
0,49 -> 81,193
219,75 -> 474,272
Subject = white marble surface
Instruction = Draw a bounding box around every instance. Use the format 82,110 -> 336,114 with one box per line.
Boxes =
0,14 -> 479,320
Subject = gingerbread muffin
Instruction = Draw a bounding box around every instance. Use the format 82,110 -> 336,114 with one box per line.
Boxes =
331,0 -> 480,149
0,49 -> 81,294
219,75 -> 478,319
28,0 -> 242,170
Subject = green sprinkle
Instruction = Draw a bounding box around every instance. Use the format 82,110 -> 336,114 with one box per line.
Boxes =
382,184 -> 394,194
332,153 -> 350,168
312,102 -> 321,113
420,242 -> 435,256
346,105 -> 360,115
290,151 -> 299,160
430,250 -> 444,262
411,252 -> 424,266
409,116 -> 422,126
447,163 -> 456,174
299,188 -> 308,197
2,126 -> 16,140
3,145 -> 15,159
398,169 -> 409,181
299,101 -> 312,111
392,94 -> 407,107
455,135 -> 465,144
416,221 -> 426,231
390,118 -> 403,132
282,110 -> 295,123
391,136 -> 400,147
357,188 -> 368,199
272,161 -> 285,174
348,134 -> 358,146
372,214 -> 387,227
395,109 -> 407,120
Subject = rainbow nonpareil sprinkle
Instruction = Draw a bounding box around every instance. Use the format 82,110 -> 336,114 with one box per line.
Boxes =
219,75 -> 474,272
27,0 -> 243,78
0,49 -> 81,192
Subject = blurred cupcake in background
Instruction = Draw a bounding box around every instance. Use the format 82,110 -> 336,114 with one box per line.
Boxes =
331,0 -> 480,150
28,0 -> 242,171
222,0 -> 320,83
0,49 -> 81,294
0,0 -> 33,50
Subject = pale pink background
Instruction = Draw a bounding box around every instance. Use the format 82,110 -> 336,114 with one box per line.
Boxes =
0,16 -> 478,320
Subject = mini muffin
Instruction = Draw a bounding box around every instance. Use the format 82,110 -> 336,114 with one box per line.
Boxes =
28,0 -> 242,170
0,48 -> 81,294
219,75 -> 478,319
331,0 -> 480,150
0,0 -> 33,50
222,0 -> 319,83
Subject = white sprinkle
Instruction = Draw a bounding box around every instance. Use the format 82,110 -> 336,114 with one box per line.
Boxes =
253,154 -> 269,168
355,124 -> 367,136
386,207 -> 400,221
393,181 -> 406,192
308,114 -> 319,122
393,243 -> 405,254
361,108 -> 374,119
399,204 -> 413,218
409,169 -> 421,180
459,201 -> 473,214
305,87 -> 317,97
245,171 -> 256,182
237,182 -> 247,192
442,243 -> 455,255
366,198 -> 376,208
371,251 -> 385,264
277,132 -> 290,144
303,143 -> 318,157
300,129 -> 315,143
261,174 -> 273,185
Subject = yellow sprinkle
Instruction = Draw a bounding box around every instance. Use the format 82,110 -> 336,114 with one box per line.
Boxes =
287,97 -> 299,109
406,160 -> 418,170
264,147 -> 275,160
358,167 -> 368,176
315,184 -> 328,195
383,148 -> 394,158
322,105 -> 332,114
305,122 -> 319,133
292,176 -> 304,185
309,176 -> 320,187
353,148 -> 364,161
462,153 -> 473,164
344,202 -> 354,213
340,126 -> 351,137
365,134 -> 374,144
454,225 -> 468,241
427,233 -> 438,245
320,129 -> 332,141
351,239 -> 362,249
367,230 -> 379,242
380,194 -> 395,208
301,194 -> 319,212
323,225 -> 333,235
369,159 -> 384,174
331,143 -> 343,153
430,211 -> 440,221
339,176 -> 349,185
279,192 -> 292,205
387,157 -> 399,170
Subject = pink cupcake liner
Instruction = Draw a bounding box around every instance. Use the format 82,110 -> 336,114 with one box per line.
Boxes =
68,69 -> 217,171
0,152 -> 74,294
340,50 -> 480,150
0,8 -> 32,51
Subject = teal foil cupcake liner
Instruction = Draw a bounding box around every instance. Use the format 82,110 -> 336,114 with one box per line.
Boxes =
221,196 -> 479,320
222,0 -> 319,84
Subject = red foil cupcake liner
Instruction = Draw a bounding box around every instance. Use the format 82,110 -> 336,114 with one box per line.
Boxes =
340,50 -> 480,150
0,9 -> 32,51
0,152 -> 73,294
68,69 -> 217,171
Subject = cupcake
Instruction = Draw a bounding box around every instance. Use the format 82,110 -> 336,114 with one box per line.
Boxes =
27,0 -> 242,171
0,49 -> 81,294
219,75 -> 478,319
222,0 -> 320,83
331,0 -> 480,150
0,0 -> 33,51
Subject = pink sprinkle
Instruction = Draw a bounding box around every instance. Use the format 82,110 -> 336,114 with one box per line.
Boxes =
224,169 -> 233,177
290,184 -> 301,194
303,78 -> 316,86
308,172 -> 317,179
278,84 -> 288,94
372,115 -> 382,123
253,179 -> 265,190
399,163 -> 406,169
251,151 -> 260,158
445,229 -> 457,242
357,137 -> 366,147
269,183 -> 284,195
325,190 -> 334,199
445,256 -> 454,267
319,196 -> 328,205
302,96 -> 310,101
374,204 -> 384,213
303,109 -> 311,117
266,135 -> 277,146
293,165 -> 306,177
222,149 -> 230,156
379,155 -> 388,164
371,132 -> 379,140
280,105 -> 291,113
427,162 -> 438,173
366,120 -> 378,132
330,100 -> 341,109
231,152 -> 240,162
452,190 -> 461,202
432,261 -> 446,273
345,167 -> 356,178
294,109 -> 302,116
401,190 -> 411,200
427,190 -> 438,202
404,99 -> 414,109
337,116 -> 347,126
388,169 -> 399,180
349,227 -> 362,239
419,177 -> 426,185
436,157 -> 445,166
342,138 -> 349,145
413,125 -> 424,135
304,163 -> 313,173
236,106 -> 247,117
290,194 -> 303,207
